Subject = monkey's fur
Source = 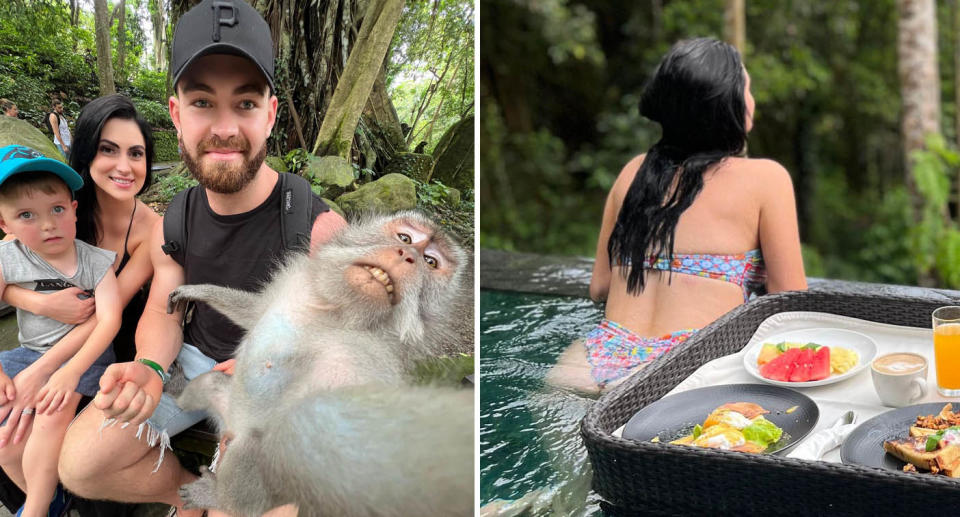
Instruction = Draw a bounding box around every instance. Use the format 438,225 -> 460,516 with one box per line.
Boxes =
167,211 -> 474,517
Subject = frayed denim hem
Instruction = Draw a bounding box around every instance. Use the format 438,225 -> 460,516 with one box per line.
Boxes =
99,417 -> 173,473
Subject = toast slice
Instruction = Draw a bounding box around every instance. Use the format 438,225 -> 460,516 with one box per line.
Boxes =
883,437 -> 960,474
909,426 -> 939,438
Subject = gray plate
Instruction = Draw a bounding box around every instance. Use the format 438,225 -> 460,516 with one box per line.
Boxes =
622,383 -> 819,455
840,402 -> 953,471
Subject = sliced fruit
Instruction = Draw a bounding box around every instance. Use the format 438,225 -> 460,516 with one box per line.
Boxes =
809,346 -> 830,381
757,344 -> 780,366
788,348 -> 815,382
759,347 -> 802,381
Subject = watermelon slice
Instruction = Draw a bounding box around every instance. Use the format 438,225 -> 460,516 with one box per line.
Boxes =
809,346 -> 831,381
788,348 -> 815,382
759,347 -> 802,381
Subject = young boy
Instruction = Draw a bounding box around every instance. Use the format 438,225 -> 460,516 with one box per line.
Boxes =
0,145 -> 120,517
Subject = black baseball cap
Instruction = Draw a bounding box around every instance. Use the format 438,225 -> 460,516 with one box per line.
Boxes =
170,0 -> 275,93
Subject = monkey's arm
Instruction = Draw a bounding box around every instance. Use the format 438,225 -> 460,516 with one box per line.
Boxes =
167,285 -> 261,332
177,371 -> 231,424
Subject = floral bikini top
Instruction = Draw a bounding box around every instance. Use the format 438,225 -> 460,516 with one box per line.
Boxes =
642,249 -> 766,302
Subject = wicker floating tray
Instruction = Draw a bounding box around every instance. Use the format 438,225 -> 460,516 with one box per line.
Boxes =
581,284 -> 960,516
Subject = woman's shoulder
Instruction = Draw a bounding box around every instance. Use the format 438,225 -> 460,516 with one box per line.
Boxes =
131,201 -> 161,243
612,154 -> 646,194
724,156 -> 790,178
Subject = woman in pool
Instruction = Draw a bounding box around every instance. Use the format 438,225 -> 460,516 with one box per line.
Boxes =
547,37 -> 807,395
4,93 -> 158,366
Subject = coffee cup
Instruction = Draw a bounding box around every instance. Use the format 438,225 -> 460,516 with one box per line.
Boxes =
871,352 -> 928,408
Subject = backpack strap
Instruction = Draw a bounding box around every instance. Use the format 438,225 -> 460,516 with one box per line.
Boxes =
161,174 -> 312,265
278,172 -> 314,252
161,185 -> 197,266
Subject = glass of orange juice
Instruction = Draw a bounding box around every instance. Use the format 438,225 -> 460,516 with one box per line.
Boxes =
933,306 -> 960,397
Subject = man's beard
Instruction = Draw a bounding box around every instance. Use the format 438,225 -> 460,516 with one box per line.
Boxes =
180,134 -> 266,194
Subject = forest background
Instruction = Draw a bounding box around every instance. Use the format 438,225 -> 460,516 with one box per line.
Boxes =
0,0 -> 475,241
480,0 -> 960,289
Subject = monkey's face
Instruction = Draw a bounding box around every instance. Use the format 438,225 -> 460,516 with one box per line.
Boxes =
313,211 -> 466,344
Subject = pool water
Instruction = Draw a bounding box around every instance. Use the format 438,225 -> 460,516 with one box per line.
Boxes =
480,290 -> 607,515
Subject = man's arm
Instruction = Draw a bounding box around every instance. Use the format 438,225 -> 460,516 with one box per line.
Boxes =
93,219 -> 186,424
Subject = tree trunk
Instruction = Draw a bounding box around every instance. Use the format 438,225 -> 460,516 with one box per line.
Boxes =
360,53 -> 406,169
94,0 -> 116,95
69,0 -> 80,26
313,0 -> 406,159
117,0 -> 127,83
724,0 -> 746,55
898,0 -> 940,285
150,0 -> 167,71
897,0 -> 940,203
257,0 -> 357,154
954,0 -> 960,222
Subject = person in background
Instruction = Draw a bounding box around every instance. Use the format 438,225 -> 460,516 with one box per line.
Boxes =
47,100 -> 72,158
0,101 -> 17,119
547,37 -> 808,395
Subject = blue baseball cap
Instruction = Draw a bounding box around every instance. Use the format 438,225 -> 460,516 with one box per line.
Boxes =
0,145 -> 83,192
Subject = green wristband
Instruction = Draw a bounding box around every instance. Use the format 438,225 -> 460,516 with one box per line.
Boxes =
138,358 -> 170,384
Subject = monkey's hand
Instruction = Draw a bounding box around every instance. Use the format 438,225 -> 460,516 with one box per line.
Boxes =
179,466 -> 219,510
166,287 -> 193,315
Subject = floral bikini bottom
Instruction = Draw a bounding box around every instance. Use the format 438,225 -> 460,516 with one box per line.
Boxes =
584,319 -> 696,388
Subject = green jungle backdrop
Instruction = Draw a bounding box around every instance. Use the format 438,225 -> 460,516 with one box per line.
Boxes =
480,0 -> 960,289
1,0 -> 475,242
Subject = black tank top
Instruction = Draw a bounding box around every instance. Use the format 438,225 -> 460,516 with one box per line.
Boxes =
112,203 -> 141,362
181,179 -> 328,361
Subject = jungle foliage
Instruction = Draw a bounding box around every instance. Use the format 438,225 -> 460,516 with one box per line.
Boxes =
1,0 -> 474,174
480,0 -> 960,288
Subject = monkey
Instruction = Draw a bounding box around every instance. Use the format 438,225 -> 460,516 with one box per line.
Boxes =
166,210 -> 474,517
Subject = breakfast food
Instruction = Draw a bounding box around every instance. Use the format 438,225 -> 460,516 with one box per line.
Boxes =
883,404 -> 960,476
669,402 -> 783,453
757,342 -> 858,382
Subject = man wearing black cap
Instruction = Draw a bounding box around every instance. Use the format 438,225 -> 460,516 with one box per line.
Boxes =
58,1 -> 346,515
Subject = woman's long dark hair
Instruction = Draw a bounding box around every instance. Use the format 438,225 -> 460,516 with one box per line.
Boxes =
70,94 -> 154,245
608,38 -> 748,295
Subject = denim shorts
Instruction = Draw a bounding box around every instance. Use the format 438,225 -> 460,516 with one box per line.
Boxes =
0,345 -> 115,398
144,343 -> 217,437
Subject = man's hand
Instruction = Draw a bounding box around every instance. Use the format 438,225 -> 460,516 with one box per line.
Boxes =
36,287 -> 95,324
94,361 -> 163,425
212,359 -> 236,376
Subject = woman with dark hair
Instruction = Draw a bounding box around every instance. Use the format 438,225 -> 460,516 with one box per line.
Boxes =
4,94 -> 160,364
547,38 -> 807,395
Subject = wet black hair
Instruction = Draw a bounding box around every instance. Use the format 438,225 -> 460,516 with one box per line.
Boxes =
607,37 -> 748,295
70,94 -> 154,245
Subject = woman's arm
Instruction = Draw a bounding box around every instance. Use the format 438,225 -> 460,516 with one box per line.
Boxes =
114,227 -> 155,307
756,160 -> 807,293
2,285 -> 94,324
589,155 -> 644,302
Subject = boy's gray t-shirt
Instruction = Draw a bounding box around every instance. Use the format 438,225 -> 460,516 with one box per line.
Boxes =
0,239 -> 115,352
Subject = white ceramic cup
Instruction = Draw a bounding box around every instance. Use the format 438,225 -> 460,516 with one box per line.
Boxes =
871,352 -> 928,407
